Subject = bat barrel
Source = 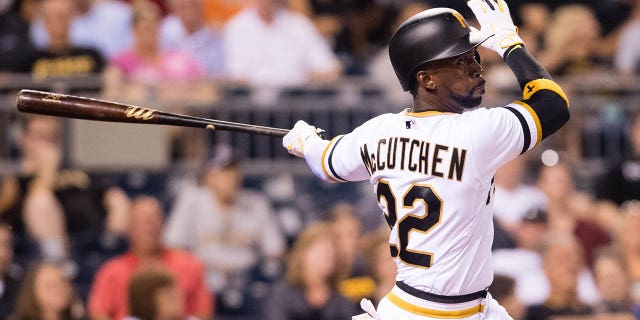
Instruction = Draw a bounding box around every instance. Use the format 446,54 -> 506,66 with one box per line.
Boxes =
16,89 -> 152,123
16,89 -> 293,138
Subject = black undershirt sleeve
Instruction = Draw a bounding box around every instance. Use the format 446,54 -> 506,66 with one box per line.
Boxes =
501,45 -> 569,140
503,45 -> 553,89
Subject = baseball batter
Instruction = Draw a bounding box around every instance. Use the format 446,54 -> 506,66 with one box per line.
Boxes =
283,1 -> 570,319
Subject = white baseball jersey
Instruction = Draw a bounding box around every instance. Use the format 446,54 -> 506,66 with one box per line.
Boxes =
304,103 -> 541,296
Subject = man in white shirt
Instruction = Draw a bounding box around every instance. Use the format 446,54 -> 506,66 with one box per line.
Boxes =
492,208 -> 599,306
493,156 -> 547,233
164,146 -> 286,298
223,0 -> 341,87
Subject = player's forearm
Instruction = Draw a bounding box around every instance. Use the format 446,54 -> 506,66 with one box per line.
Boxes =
503,45 -> 552,89
504,45 -> 570,140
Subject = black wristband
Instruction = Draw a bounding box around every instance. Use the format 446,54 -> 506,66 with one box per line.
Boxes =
503,45 -> 552,89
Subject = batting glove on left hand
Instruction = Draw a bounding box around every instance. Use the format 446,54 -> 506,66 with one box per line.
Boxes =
283,120 -> 322,158
467,0 -> 524,57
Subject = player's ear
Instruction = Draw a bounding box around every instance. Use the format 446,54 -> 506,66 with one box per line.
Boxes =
416,70 -> 436,91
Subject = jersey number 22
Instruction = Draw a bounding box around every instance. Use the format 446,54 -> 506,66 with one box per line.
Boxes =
376,181 -> 443,269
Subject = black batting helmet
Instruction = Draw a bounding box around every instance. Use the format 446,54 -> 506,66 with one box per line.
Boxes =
389,8 -> 491,92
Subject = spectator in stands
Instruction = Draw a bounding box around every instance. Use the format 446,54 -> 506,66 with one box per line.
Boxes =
0,115 -> 130,264
493,156 -> 547,234
70,0 -> 131,59
30,0 -> 132,59
617,203 -> 640,295
264,222 -> 358,320
367,1 -> 430,105
203,0 -> 244,30
525,231 -> 594,320
26,0 -> 105,79
515,1 -> 550,57
223,0 -> 342,87
362,228 -> 396,305
592,246 -> 633,314
340,0 -> 396,68
537,4 -> 609,77
288,0 -> 358,68
159,0 -> 225,78
596,113 -> 640,207
13,262 -> 83,320
0,223 -> 21,319
164,145 -> 285,312
105,0 -> 202,85
537,162 -> 611,268
327,203 -> 362,276
0,0 -> 40,72
368,1 -> 429,105
325,203 -> 369,302
496,209 -> 600,308
489,275 -> 525,320
493,208 -> 550,306
88,196 -> 212,320
127,269 -> 183,320
289,0 -> 345,42
615,0 -> 640,76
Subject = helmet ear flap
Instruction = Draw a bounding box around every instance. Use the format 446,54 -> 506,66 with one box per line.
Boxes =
474,51 -> 481,64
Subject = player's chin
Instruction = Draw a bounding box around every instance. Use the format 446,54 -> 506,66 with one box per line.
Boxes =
463,96 -> 483,109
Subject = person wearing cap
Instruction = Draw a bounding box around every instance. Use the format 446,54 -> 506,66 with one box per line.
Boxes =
525,231 -> 595,319
493,208 -> 551,306
282,0 -> 570,318
493,208 -> 599,308
163,145 -> 286,313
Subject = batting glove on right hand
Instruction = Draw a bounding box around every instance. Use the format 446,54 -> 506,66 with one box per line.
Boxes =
283,120 -> 322,158
467,0 -> 524,57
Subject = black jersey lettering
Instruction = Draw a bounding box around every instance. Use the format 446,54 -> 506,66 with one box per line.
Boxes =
377,139 -> 387,171
408,140 -> 420,172
431,144 -> 448,178
448,148 -> 467,181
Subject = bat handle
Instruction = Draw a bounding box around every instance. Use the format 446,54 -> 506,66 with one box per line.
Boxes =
316,128 -> 326,139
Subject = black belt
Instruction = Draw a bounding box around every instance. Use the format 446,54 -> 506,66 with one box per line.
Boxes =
396,281 -> 488,304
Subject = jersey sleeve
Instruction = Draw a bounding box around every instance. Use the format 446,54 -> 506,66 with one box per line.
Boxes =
303,123 -> 373,183
469,106 -> 535,179
471,78 -> 569,179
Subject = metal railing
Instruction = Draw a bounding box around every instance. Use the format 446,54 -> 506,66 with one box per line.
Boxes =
0,73 -> 638,180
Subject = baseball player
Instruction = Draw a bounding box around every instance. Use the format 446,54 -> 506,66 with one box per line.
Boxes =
283,0 -> 569,319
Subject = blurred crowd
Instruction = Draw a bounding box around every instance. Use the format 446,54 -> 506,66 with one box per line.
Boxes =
1,0 -> 640,92
2,0 -> 640,319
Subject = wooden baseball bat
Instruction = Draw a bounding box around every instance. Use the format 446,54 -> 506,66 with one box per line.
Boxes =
15,89 -> 294,137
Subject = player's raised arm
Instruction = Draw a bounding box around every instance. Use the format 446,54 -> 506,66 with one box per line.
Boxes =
468,0 -> 570,140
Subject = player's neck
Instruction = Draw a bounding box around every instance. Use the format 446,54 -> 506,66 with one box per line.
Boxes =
413,94 -> 463,114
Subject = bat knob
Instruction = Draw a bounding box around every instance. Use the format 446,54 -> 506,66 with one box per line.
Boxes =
316,128 -> 326,139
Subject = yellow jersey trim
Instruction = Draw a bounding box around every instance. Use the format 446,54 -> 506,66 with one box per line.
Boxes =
386,292 -> 485,319
321,136 -> 342,183
404,109 -> 455,118
513,100 -> 542,146
522,79 -> 569,106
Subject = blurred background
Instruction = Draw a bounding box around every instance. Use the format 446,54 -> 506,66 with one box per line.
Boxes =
1,0 -> 640,319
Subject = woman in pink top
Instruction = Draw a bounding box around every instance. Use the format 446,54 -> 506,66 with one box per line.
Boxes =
108,0 -> 202,83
